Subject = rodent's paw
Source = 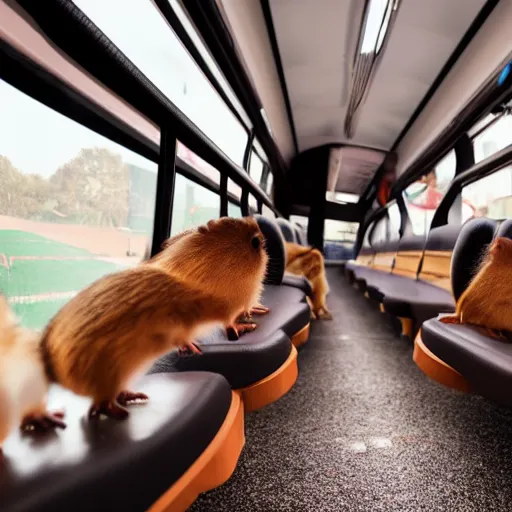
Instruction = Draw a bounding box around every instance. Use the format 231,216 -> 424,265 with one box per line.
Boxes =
88,401 -> 129,421
20,410 -> 67,432
250,304 -> 270,315
226,322 -> 258,341
117,391 -> 149,406
178,342 -> 202,357
316,308 -> 333,321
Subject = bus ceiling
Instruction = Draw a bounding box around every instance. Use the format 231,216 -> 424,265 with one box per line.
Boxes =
211,0 -> 505,205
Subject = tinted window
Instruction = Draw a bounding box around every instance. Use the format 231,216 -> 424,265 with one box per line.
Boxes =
170,174 -> 220,236
462,165 -> 512,222
403,150 -> 456,234
472,112 -> 512,163
228,202 -> 242,218
324,219 -> 358,260
0,79 -> 157,329
75,0 -> 248,165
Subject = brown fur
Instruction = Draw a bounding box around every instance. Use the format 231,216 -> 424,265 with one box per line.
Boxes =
0,296 -> 53,448
440,237 -> 512,338
284,242 -> 332,320
42,217 -> 268,411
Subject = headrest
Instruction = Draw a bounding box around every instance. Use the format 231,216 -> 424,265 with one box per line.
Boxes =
293,224 -> 308,245
254,215 -> 286,285
276,218 -> 298,243
424,224 -> 462,252
450,218 -> 497,301
496,218 -> 512,239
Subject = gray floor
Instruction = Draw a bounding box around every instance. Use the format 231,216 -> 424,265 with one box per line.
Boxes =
191,268 -> 512,511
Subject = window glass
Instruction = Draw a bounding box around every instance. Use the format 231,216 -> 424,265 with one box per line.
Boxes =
387,203 -> 401,236
168,0 -> 251,129
370,217 -> 388,245
249,151 -> 264,187
266,172 -> 274,195
248,194 -> 258,213
462,165 -> 512,222
0,79 -> 157,329
324,219 -> 358,260
228,178 -> 242,200
228,202 -> 242,218
290,215 -> 308,232
403,150 -> 456,235
472,112 -> 512,163
253,138 -> 268,163
262,204 -> 276,219
170,174 -> 220,236
177,141 -> 220,185
75,0 -> 248,165
326,191 -> 359,204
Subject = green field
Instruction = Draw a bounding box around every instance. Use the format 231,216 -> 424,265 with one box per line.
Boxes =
0,230 -> 126,330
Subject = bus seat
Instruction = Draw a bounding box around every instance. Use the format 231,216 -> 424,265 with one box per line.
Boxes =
276,218 -> 298,243
1,372 -> 243,512
293,224 -> 308,245
414,218 -> 508,397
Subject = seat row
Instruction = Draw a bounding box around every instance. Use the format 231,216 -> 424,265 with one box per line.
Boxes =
345,217 -> 512,408
1,216 -> 314,512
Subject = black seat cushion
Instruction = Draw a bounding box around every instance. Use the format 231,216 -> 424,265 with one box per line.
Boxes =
383,280 -> 454,324
422,318 -> 512,406
151,328 -> 294,389
1,372 -> 232,512
365,273 -> 413,302
353,266 -> 390,289
282,273 -> 313,297
262,283 -> 307,305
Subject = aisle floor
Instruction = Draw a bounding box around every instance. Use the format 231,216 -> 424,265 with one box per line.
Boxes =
191,268 -> 512,511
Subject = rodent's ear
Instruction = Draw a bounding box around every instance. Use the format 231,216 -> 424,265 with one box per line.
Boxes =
197,224 -> 209,234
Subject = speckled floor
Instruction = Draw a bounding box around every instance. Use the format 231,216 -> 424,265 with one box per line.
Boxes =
190,268 -> 512,512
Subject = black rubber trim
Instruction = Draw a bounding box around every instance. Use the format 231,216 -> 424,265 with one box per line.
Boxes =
13,0 -> 280,217
151,126 -> 177,256
391,0 -> 500,151
243,130 -> 254,171
220,173 -> 228,217
260,0 -> 299,155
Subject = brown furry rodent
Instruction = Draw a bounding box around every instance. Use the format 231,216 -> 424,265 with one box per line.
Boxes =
38,217 -> 267,420
0,296 -> 65,451
440,237 -> 512,339
284,242 -> 332,320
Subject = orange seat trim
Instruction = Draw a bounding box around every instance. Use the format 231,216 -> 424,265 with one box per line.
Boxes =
149,391 -> 245,512
413,332 -> 471,393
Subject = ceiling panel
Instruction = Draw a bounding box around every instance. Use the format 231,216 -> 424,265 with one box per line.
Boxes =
268,0 -> 487,154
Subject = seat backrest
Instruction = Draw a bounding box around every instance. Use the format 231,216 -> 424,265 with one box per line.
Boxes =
254,214 -> 286,285
276,218 -> 298,243
391,234 -> 426,278
293,224 -> 308,245
371,240 -> 400,273
417,224 -> 463,290
450,217 -> 497,300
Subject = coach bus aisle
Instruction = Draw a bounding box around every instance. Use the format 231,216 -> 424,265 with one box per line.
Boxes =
191,267 -> 512,512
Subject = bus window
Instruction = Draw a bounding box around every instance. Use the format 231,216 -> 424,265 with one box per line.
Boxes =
248,194 -> 258,214
462,166 -> 512,222
472,111 -> 512,163
403,150 -> 456,234
262,205 -> 276,219
249,151 -> 264,187
0,79 -> 157,329
170,174 -> 220,236
75,0 -> 248,165
228,202 -> 242,218
324,219 -> 358,260
388,203 -> 401,237
177,142 -> 220,185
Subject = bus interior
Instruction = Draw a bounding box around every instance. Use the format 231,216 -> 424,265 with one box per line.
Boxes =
1,0 -> 512,510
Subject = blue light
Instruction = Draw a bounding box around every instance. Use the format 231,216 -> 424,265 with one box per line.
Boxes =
498,62 -> 511,86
